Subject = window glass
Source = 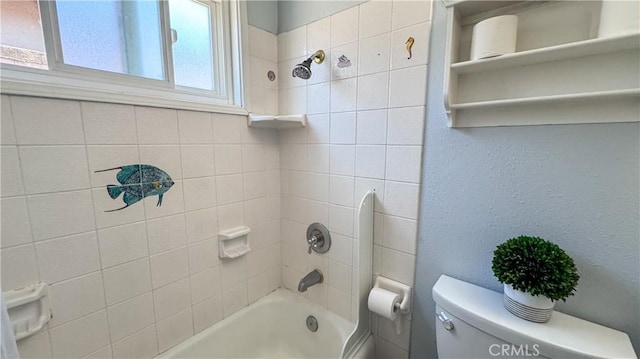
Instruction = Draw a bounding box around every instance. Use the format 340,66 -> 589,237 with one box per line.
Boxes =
0,0 -> 239,108
56,0 -> 164,80
0,0 -> 48,69
169,0 -> 215,90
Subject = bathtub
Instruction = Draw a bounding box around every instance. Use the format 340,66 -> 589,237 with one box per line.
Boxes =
159,288 -> 374,358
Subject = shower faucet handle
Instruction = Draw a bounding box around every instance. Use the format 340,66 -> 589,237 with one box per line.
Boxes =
307,233 -> 324,254
306,223 -> 331,254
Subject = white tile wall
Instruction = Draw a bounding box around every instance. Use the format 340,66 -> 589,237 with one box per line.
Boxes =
1,95 -> 16,145
134,107 -> 179,144
35,232 -> 101,284
48,311 -> 110,358
330,6 -> 359,48
48,272 -> 106,327
153,278 -> 191,321
190,266 -> 221,304
28,190 -> 96,241
2,3 -> 430,356
156,308 -> 193,353
107,293 -> 156,342
1,196 -> 32,248
180,145 -> 215,178
359,1 -> 393,40
11,97 -> 85,145
188,239 -> 219,274
102,258 -> 152,305
1,243 -> 39,290
358,33 -> 392,75
111,325 -> 158,359
97,222 -> 149,269
20,146 -> 90,194
81,102 -> 137,145
1,145 -> 25,197
222,282 -> 248,316
248,27 -> 279,115
2,89 -> 282,356
277,3 -> 430,357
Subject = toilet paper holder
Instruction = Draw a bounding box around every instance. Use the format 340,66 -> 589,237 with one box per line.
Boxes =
373,276 -> 412,315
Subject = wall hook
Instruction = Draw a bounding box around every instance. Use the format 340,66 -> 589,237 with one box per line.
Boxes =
405,37 -> 415,59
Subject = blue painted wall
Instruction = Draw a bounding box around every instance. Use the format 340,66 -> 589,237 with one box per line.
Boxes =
410,1 -> 640,357
248,0 -> 363,34
246,0 -> 278,34
277,0 -> 365,33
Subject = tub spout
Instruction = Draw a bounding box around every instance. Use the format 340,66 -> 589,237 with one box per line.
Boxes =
298,269 -> 323,292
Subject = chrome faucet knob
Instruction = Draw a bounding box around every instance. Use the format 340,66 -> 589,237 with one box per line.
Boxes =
307,232 -> 324,254
306,223 -> 331,254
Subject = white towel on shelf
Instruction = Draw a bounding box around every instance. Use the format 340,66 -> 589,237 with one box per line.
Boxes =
1,291 -> 19,359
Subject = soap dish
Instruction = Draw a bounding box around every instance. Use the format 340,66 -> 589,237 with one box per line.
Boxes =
5,283 -> 52,340
218,226 -> 251,259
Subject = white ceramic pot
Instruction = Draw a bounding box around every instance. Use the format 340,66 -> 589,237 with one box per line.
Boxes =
503,284 -> 554,323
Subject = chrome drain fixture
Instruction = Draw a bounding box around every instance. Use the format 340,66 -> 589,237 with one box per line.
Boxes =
306,315 -> 318,332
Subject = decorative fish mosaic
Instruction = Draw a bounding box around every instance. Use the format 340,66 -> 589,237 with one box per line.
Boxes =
96,164 -> 174,212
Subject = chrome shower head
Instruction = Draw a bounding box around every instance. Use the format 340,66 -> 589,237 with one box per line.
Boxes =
292,50 -> 325,80
292,58 -> 313,80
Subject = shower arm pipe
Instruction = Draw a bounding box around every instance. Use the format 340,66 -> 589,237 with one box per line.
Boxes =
309,50 -> 326,64
292,50 -> 326,80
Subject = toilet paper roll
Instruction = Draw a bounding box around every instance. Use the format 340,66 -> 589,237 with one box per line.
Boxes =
368,287 -> 400,321
470,15 -> 518,61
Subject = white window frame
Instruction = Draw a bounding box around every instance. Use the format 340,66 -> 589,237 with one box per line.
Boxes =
0,0 -> 248,115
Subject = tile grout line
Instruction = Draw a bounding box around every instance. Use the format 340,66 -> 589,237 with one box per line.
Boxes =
132,104 -> 161,356
78,100 -> 114,351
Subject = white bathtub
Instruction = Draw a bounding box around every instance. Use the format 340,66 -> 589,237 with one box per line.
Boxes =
159,288 -> 374,358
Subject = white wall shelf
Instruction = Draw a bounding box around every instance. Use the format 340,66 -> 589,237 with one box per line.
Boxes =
450,89 -> 640,110
451,33 -> 640,75
248,114 -> 306,129
443,0 -> 640,127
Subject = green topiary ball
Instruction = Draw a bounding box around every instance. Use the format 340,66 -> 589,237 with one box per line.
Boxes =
492,235 -> 580,302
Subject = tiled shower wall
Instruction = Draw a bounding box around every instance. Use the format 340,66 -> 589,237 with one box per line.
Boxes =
274,1 -> 432,358
2,1 -> 431,356
0,94 -> 282,357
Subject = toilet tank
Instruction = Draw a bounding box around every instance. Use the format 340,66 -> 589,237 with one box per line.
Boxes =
432,275 -> 637,359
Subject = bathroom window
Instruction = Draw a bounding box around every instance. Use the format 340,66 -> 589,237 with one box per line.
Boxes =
0,0 -> 244,112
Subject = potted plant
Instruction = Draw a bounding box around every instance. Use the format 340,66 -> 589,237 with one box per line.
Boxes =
492,235 -> 579,323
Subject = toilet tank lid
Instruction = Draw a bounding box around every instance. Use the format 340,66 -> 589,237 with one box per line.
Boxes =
432,275 -> 637,359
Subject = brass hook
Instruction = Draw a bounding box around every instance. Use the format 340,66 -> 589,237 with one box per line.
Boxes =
405,37 -> 415,59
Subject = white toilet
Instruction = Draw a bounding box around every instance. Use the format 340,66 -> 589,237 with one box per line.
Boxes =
432,275 -> 637,358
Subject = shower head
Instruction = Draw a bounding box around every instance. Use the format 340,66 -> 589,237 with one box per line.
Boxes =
292,58 -> 313,80
292,50 -> 325,80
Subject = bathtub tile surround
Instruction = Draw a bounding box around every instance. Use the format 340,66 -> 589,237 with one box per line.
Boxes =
160,289 -> 356,358
277,0 -> 432,357
0,93 -> 282,357
1,1 -> 432,357
249,27 -> 279,116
